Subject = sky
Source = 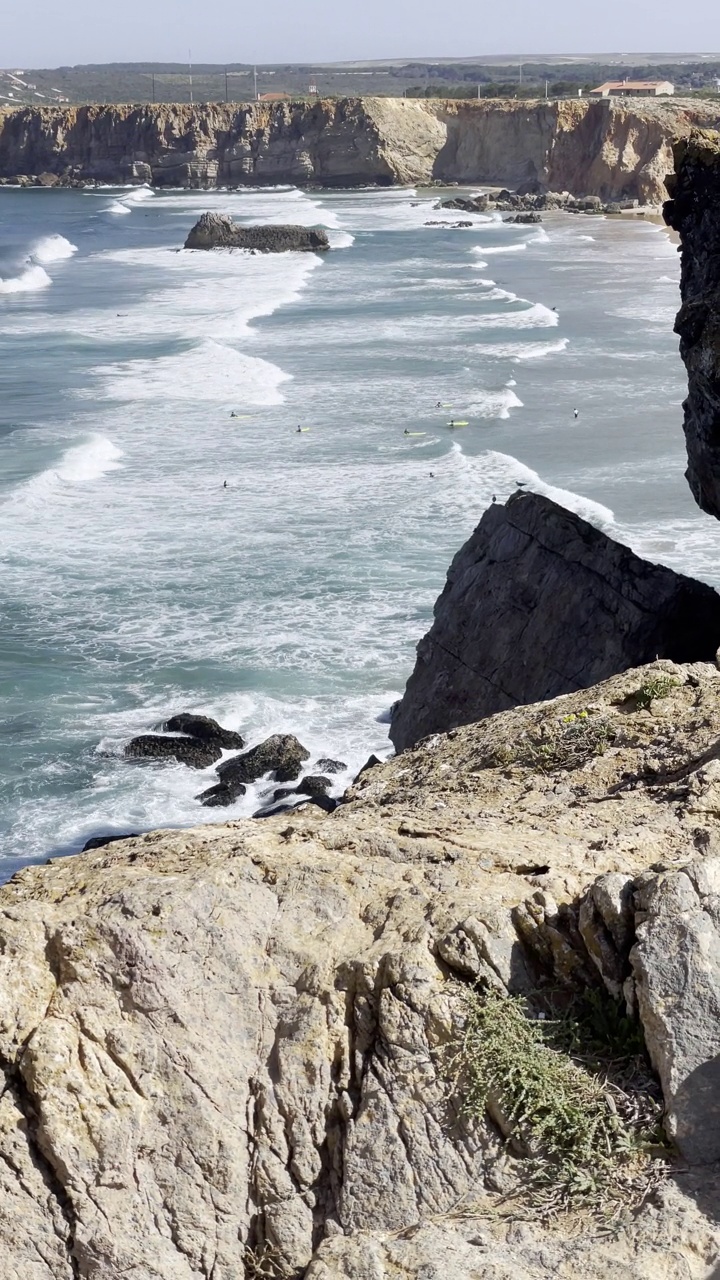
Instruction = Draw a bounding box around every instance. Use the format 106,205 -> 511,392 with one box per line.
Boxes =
6,0 -> 720,66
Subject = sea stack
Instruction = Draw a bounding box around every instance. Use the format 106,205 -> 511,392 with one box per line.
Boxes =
184,212 -> 330,252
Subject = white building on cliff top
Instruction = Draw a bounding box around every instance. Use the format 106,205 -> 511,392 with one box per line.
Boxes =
590,80 -> 675,97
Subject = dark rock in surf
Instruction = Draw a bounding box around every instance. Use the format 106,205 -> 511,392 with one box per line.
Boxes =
353,754 -> 383,782
296,775 -> 332,796
315,757 -> 347,774
184,213 -> 330,253
438,196 -> 489,213
504,212 -> 542,224
217,734 -> 310,786
164,713 -> 244,749
390,490 -> 720,752
253,793 -> 337,819
82,833 -> 140,852
124,734 -> 222,769
196,779 -> 247,807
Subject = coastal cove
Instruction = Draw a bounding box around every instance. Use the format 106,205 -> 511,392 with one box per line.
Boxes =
2,181 -> 719,872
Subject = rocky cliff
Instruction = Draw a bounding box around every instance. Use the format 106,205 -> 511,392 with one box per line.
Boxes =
1,96 -> 718,201
665,130 -> 720,518
5,660 -> 720,1277
390,491 -> 720,752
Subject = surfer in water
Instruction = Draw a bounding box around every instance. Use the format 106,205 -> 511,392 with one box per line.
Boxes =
296,425 -> 302,433
574,408 -> 579,420
449,419 -> 455,429
223,480 -> 228,489
230,411 -> 237,418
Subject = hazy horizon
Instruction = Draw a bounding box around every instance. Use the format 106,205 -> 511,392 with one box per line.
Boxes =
6,0 -> 720,68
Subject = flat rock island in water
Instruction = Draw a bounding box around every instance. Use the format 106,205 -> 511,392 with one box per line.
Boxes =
184,212 -> 330,252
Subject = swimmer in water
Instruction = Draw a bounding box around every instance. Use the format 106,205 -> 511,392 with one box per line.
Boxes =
573,408 -> 579,419
223,480 -> 228,488
230,411 -> 238,418
429,472 -> 435,478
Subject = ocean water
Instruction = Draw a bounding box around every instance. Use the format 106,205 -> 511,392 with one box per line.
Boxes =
1,183 -> 718,875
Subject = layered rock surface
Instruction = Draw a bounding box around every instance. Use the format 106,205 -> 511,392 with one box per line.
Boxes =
0,96 -> 718,200
390,491 -> 720,751
4,661 -> 720,1276
665,130 -> 720,518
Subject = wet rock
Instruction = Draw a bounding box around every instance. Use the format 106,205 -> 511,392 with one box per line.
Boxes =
353,754 -> 383,781
296,775 -> 332,796
124,734 -> 222,769
504,212 -> 542,224
184,213 -> 330,253
315,757 -> 347,774
390,490 -> 720,751
217,734 -> 310,786
81,833 -> 140,852
196,779 -> 247,808
438,195 -> 489,213
164,713 -> 244,749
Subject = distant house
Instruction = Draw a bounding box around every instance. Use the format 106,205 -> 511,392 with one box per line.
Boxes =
257,92 -> 291,102
590,80 -> 675,98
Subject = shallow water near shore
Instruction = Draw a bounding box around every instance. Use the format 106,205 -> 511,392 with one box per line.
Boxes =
1,184 -> 718,874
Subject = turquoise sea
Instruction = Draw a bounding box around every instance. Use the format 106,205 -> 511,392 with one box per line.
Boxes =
1,183 -> 718,874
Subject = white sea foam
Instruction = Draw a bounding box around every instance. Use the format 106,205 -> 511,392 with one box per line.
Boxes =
0,264 -> 52,294
473,242 -> 528,255
90,339 -> 290,404
120,185 -> 155,204
466,388 -> 524,419
327,230 -> 355,249
103,200 -> 132,215
478,285 -> 519,302
471,337 -> 570,360
30,234 -> 78,263
451,446 -> 614,531
473,302 -> 559,330
5,436 -> 124,510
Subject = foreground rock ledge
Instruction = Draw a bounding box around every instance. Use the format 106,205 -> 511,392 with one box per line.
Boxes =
184,212 -> 330,252
390,490 -> 720,751
4,660 -> 720,1277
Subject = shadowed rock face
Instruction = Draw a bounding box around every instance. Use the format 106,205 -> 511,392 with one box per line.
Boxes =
665,131 -> 720,520
390,491 -> 720,751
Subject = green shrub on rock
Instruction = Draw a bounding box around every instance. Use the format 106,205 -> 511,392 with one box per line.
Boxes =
458,987 -> 666,1213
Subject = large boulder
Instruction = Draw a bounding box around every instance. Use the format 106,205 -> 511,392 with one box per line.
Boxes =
216,733 -> 310,786
390,491 -> 720,751
665,131 -> 720,520
632,858 -> 720,1164
164,712 -> 244,749
123,734 -> 222,769
184,212 -> 330,253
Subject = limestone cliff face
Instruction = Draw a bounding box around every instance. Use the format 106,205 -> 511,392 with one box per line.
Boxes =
0,96 -> 718,200
665,130 -> 720,519
3,660 -> 720,1276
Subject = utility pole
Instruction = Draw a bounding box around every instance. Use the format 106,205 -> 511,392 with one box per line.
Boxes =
152,72 -> 155,103
519,63 -> 523,90
545,79 -> 548,99
253,66 -> 258,100
225,69 -> 228,102
188,49 -> 193,105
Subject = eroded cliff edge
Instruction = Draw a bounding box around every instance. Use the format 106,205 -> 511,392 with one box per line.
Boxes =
1,95 -> 719,201
4,662 -> 720,1278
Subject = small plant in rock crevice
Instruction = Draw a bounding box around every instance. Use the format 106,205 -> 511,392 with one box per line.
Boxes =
489,713 -> 616,775
633,675 -> 679,711
456,986 -> 667,1216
